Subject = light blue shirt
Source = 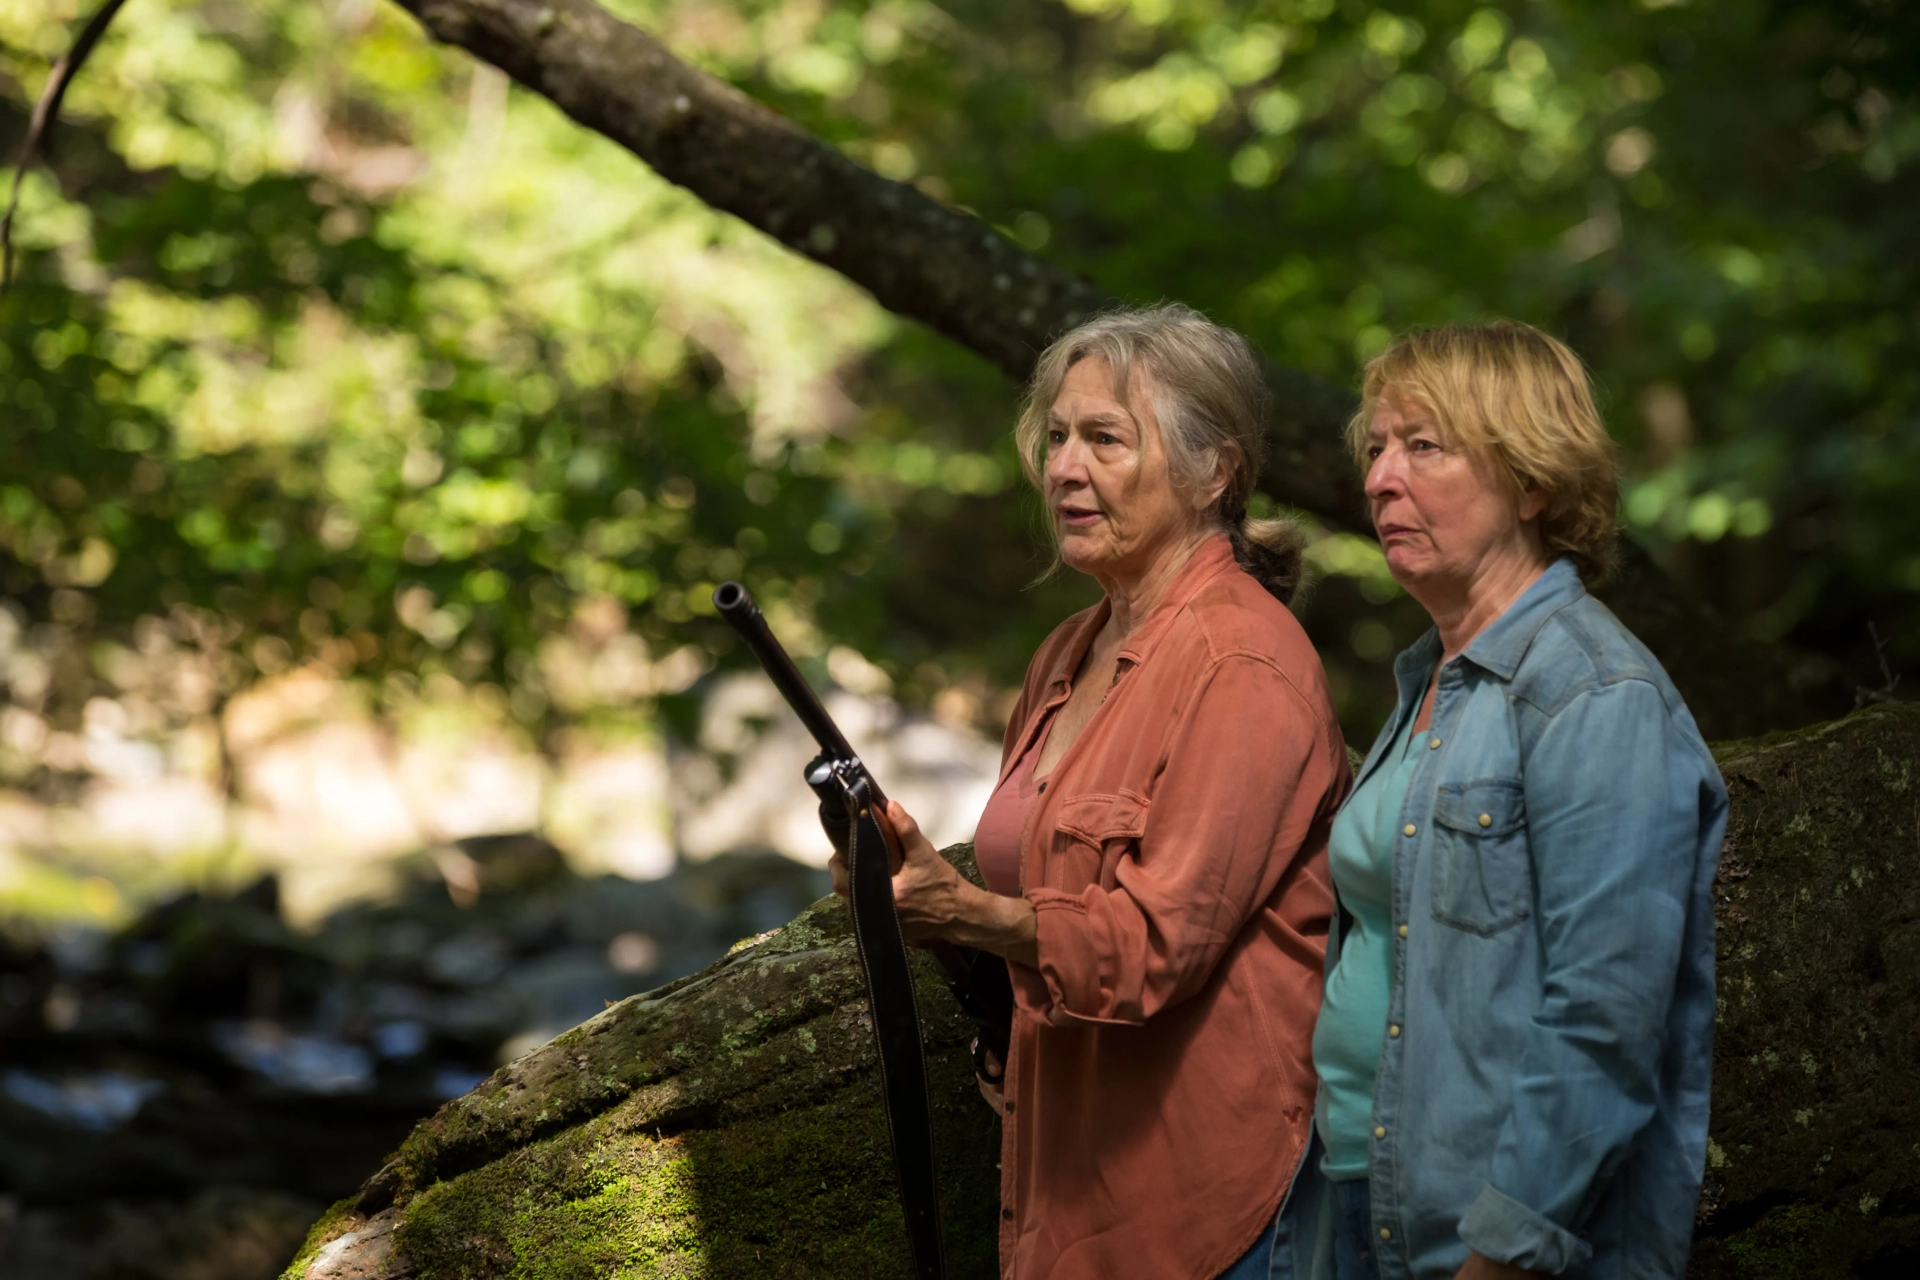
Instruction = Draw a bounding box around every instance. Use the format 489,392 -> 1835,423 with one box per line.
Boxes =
1313,716 -> 1424,1180
1315,558 -> 1728,1279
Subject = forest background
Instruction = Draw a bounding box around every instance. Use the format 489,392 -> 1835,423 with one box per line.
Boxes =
2,0 -> 1916,949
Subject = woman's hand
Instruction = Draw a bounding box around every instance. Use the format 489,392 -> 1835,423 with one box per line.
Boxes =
829,800 -> 1040,967
974,1042 -> 1008,1117
1453,1253 -> 1547,1280
884,800 -> 978,944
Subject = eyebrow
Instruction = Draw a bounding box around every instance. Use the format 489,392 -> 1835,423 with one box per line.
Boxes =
1047,408 -> 1134,428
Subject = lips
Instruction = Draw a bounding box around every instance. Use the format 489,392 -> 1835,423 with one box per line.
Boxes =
1055,504 -> 1102,527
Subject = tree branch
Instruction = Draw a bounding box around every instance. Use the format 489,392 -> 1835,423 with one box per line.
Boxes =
0,0 -> 131,294
389,0 -> 1372,521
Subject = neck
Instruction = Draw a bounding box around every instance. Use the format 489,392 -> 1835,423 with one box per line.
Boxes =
1096,526 -> 1217,638
1416,550 -> 1552,662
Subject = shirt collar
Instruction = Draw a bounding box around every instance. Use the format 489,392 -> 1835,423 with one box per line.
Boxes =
1039,533 -> 1242,695
1389,556 -> 1583,705
1460,556 -> 1585,680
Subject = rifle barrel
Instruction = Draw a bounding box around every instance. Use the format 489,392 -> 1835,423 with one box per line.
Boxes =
712,582 -> 857,761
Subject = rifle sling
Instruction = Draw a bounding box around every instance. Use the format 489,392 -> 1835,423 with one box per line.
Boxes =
846,799 -> 947,1280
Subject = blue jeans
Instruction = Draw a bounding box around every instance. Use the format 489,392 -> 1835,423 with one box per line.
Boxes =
1329,1178 -> 1381,1280
1214,1200 -> 1284,1280
1213,1138 -> 1383,1280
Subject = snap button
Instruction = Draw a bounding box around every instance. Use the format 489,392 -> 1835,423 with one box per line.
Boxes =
1380,1227 -> 1392,1241
1402,823 -> 1417,837
1373,1125 -> 1386,1139
1478,812 -> 1492,827
1397,924 -> 1408,938
1388,1024 -> 1401,1038
1428,737 -> 1441,749
1036,781 -> 1046,793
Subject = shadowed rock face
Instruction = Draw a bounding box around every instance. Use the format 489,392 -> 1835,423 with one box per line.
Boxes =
1689,705 -> 1920,1274
285,707 -> 1920,1280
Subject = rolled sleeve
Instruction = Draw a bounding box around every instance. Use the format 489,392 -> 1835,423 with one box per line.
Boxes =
1011,654 -> 1340,1027
1458,1185 -> 1591,1274
1011,893 -> 1142,1027
1463,678 -> 1711,1269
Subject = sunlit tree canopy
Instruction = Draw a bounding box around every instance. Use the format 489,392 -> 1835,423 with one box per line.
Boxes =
2,0 -> 1915,918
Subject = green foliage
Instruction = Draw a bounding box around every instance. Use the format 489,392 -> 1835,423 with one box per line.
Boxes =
1,0 -> 1915,780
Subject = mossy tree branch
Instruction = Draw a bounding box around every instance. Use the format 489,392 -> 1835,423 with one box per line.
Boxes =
383,0 -> 1848,739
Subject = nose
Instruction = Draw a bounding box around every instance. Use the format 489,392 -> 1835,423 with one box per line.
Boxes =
1045,433 -> 1089,490
1364,441 -> 1404,503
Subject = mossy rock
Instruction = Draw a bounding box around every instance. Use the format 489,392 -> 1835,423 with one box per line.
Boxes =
284,846 -> 1000,1280
1689,703 -> 1920,1276
288,708 -> 1920,1279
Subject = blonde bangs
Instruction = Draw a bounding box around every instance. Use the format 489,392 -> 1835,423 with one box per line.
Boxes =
1347,320 -> 1621,583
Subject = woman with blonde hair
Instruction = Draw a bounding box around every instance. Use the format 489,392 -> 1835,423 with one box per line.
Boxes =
833,303 -> 1349,1279
1303,320 -> 1728,1279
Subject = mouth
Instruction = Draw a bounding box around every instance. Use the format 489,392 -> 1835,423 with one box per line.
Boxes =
1055,504 -> 1103,528
1376,523 -> 1421,543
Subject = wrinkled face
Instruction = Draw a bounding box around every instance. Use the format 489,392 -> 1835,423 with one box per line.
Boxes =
1363,390 -> 1542,593
1044,358 -> 1204,582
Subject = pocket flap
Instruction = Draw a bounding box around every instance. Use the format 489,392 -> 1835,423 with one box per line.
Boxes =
1432,780 -> 1526,837
1053,791 -> 1150,844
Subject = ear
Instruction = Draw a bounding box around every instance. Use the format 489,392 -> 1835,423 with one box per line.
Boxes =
1198,445 -> 1239,510
1517,482 -> 1548,523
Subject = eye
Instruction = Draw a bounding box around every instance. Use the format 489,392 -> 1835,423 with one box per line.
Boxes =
1365,445 -> 1385,461
1410,437 -> 1441,453
1094,431 -> 1120,446
1047,428 -> 1066,446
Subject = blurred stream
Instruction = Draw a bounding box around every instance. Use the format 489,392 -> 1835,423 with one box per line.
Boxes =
0,834 -> 832,1279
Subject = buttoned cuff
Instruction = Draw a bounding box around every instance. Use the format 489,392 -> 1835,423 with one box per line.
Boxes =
1008,891 -> 1144,1027
1457,1184 -> 1592,1274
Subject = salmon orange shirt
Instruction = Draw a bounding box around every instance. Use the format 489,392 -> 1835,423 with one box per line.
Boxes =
992,535 -> 1348,1280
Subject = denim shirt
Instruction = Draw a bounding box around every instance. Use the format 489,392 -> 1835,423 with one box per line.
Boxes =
1323,558 -> 1728,1278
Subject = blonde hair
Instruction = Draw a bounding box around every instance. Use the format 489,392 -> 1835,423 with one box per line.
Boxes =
1014,304 -> 1303,603
1348,320 -> 1620,583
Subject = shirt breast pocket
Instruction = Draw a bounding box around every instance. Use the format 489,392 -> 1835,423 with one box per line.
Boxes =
1047,791 -> 1149,892
1429,781 -> 1531,936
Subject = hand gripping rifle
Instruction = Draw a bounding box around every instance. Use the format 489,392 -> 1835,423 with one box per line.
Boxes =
712,582 -> 1013,1280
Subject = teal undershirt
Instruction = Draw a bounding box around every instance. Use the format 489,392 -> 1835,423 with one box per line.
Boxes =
1312,720 -> 1425,1181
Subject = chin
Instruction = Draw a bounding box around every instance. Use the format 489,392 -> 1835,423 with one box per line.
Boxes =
1382,549 -> 1430,585
1057,542 -> 1107,576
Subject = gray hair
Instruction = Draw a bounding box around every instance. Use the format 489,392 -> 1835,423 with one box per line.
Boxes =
1014,303 -> 1303,603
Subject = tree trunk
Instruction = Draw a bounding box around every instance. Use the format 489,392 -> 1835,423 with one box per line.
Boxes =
285,703 -> 1920,1279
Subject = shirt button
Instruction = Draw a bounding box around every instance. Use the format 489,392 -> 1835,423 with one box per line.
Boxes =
1002,1208 -> 1014,1220
1478,813 -> 1492,827
1388,1023 -> 1401,1038
1004,1101 -> 1015,1114
1037,781 -> 1046,793
1380,1227 -> 1392,1241
1398,924 -> 1408,938
1402,823 -> 1417,837
1428,737 -> 1441,749
1373,1125 -> 1386,1139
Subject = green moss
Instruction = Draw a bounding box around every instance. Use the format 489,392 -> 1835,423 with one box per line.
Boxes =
278,1198 -> 358,1280
393,1054 -> 999,1280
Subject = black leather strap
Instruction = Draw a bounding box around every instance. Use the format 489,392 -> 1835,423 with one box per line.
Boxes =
842,780 -> 946,1280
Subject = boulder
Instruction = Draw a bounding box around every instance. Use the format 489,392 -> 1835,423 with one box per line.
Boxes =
284,705 -> 1920,1279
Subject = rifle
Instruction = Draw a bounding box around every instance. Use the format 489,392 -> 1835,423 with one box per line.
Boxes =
712,581 -> 1013,1280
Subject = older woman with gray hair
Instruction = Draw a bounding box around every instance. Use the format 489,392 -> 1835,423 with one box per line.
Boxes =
851,304 -> 1349,1279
